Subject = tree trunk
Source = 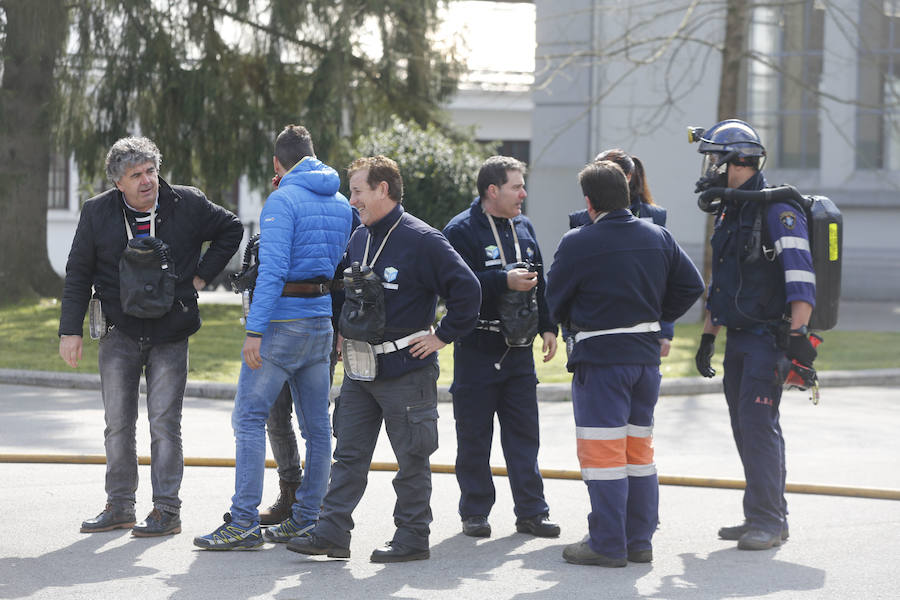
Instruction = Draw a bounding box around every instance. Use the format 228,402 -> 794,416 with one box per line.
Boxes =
700,0 -> 750,314
401,0 -> 431,127
0,0 -> 68,305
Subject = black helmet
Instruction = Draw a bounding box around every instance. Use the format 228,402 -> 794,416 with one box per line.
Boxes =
688,119 -> 766,192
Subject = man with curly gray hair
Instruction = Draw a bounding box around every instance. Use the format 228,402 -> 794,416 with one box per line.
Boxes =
59,136 -> 243,538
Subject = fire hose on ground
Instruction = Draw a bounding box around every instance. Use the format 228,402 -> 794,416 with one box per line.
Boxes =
1,453 -> 898,501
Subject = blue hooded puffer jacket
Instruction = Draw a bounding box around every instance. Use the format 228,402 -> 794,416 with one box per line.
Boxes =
246,157 -> 353,335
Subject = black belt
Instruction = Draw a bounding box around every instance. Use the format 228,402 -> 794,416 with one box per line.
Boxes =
281,280 -> 340,298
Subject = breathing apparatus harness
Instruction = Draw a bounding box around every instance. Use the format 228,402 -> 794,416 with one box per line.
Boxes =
478,211 -> 540,370
338,215 -> 430,381
698,184 -> 842,404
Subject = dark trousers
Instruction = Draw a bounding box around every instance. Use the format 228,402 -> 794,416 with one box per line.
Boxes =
572,364 -> 660,559
451,374 -> 549,519
314,363 -> 439,551
722,329 -> 788,534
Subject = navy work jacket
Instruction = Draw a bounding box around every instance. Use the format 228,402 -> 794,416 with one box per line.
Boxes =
547,209 -> 704,370
339,203 -> 481,380
443,198 -> 557,383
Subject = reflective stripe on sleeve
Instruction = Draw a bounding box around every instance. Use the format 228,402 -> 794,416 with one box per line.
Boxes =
774,236 -> 810,255
785,270 -> 816,284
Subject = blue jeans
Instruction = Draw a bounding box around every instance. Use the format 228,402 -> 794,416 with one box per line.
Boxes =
230,318 -> 333,524
98,327 -> 188,514
265,333 -> 338,483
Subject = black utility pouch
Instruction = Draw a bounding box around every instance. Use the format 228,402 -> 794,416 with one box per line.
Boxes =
119,237 -> 177,319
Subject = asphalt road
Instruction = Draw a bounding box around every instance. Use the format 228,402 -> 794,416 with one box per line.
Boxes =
1,382 -> 899,599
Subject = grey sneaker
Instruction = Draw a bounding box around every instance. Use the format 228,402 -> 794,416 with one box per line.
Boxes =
193,513 -> 263,550
263,517 -> 316,543
562,541 -> 627,567
132,508 -> 181,537
80,504 -> 136,533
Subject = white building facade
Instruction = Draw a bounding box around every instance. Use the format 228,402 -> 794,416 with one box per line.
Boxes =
527,0 -> 900,301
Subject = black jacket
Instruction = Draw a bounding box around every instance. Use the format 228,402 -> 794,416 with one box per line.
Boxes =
59,179 -> 243,343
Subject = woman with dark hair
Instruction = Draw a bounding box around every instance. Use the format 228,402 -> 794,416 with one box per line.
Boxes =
568,149 -> 667,228
566,149 -> 674,357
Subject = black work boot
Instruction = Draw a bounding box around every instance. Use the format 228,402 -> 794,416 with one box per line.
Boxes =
259,479 -> 300,526
132,508 -> 181,537
80,504 -> 136,533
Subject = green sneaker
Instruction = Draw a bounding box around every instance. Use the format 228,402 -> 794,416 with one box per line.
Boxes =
263,517 -> 316,543
193,513 -> 263,550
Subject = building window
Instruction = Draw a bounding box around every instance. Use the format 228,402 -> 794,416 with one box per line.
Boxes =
745,1 -> 824,169
48,153 -> 69,210
482,140 -> 530,166
857,1 -> 900,169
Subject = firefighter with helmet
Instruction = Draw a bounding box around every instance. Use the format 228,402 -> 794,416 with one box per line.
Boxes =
691,119 -> 817,550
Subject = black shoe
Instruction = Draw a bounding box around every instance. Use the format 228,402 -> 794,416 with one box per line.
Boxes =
562,541 -> 627,567
132,508 -> 181,537
461,515 -> 491,538
627,548 -> 653,563
515,514 -> 560,538
80,504 -> 136,533
719,521 -> 789,541
370,541 -> 430,563
286,533 -> 351,558
737,528 -> 783,550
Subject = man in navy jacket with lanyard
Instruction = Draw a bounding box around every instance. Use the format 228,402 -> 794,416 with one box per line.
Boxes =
288,155 -> 481,563
443,155 -> 560,539
546,160 -> 703,567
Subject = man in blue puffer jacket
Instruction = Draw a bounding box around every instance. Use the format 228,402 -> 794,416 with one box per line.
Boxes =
195,125 -> 353,550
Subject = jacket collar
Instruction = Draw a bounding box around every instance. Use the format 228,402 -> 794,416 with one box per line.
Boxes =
470,196 -> 519,228
591,208 -> 632,223
366,202 -> 404,236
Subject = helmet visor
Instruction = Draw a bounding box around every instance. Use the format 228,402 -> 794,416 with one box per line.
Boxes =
701,153 -> 726,180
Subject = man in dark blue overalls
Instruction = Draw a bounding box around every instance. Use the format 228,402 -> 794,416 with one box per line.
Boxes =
443,156 -> 560,539
692,119 -> 817,550
546,160 -> 703,566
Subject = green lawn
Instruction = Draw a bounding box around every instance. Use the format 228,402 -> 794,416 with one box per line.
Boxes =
2,299 -> 897,385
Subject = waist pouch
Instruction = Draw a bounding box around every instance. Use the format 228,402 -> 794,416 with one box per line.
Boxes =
119,237 -> 177,319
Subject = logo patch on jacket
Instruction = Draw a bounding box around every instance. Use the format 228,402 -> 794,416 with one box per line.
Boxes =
526,246 -> 534,259
485,245 -> 500,260
780,211 -> 797,230
383,267 -> 398,282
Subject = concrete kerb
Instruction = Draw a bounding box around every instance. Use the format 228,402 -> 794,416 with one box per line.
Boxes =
3,367 -> 900,402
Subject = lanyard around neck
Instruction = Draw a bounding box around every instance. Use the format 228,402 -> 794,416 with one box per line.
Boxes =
123,204 -> 156,240
363,215 -> 403,267
485,211 -> 521,266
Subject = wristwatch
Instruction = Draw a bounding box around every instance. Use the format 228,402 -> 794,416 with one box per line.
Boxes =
789,325 -> 809,336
